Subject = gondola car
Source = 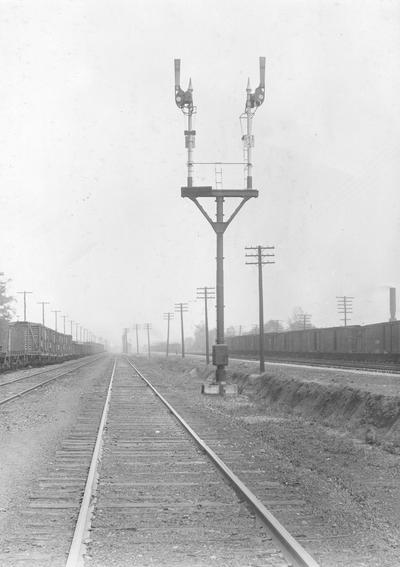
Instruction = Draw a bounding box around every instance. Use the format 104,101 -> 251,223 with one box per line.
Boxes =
226,320 -> 400,363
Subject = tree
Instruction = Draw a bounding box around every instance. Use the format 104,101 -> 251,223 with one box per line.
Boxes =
225,326 -> 236,337
0,274 -> 14,321
189,322 -> 216,353
264,319 -> 285,333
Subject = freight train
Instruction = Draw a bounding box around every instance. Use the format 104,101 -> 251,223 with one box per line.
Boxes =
226,320 -> 400,363
0,320 -> 104,371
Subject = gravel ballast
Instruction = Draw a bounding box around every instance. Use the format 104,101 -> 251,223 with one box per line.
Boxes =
0,355 -> 112,563
132,355 -> 400,567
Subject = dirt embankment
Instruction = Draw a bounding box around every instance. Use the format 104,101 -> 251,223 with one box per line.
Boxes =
224,368 -> 400,452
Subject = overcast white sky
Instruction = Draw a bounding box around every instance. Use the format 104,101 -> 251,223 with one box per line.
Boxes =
1,0 -> 399,348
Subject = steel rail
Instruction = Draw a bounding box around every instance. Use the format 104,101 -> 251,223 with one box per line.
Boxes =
126,357 -> 320,567
65,358 -> 116,567
0,355 -> 105,407
184,351 -> 400,377
0,357 -> 101,388
229,355 -> 400,376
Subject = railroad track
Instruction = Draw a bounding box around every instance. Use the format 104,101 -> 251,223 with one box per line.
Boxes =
0,354 -> 104,407
187,351 -> 400,376
0,356 -> 320,566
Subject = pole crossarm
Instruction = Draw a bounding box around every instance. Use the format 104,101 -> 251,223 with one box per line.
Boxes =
336,296 -> 354,326
182,188 -> 258,234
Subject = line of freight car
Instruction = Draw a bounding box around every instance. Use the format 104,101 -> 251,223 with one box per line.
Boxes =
0,320 -> 104,371
226,320 -> 400,363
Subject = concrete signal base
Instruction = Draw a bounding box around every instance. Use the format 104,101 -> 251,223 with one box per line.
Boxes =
201,382 -> 238,396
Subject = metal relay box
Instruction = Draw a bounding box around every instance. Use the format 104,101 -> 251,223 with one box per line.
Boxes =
212,344 -> 228,366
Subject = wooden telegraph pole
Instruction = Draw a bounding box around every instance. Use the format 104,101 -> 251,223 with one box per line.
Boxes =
245,245 -> 275,373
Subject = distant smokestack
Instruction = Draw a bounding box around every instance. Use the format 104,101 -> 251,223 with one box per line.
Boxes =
390,287 -> 396,321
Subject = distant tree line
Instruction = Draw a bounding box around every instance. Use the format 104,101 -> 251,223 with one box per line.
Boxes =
186,307 -> 315,348
0,274 -> 14,322
0,274 -> 14,349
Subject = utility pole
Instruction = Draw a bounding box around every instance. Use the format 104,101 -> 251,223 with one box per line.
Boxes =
75,322 -> 79,342
337,296 -> 354,326
132,324 -> 140,354
37,301 -> 50,326
122,328 -> 128,354
52,309 -> 61,332
298,313 -> 311,330
17,291 -> 32,321
245,245 -> 275,373
175,303 -> 188,358
163,313 -> 174,356
174,57 -> 266,383
62,315 -> 67,335
389,287 -> 396,322
144,323 -> 152,359
196,286 -> 215,364
70,320 -> 74,337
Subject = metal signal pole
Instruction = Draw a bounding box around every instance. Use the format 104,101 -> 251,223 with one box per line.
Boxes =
37,301 -> 50,326
245,245 -> 275,373
174,58 -> 266,384
17,291 -> 32,321
163,312 -> 174,356
337,296 -> 354,326
196,286 -> 215,364
175,303 -> 188,358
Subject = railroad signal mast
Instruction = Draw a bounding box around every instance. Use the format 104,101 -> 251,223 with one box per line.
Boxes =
337,296 -> 354,326
174,57 -> 266,383
245,245 -> 275,373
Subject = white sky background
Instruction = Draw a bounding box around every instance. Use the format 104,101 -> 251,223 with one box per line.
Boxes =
0,0 -> 399,348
